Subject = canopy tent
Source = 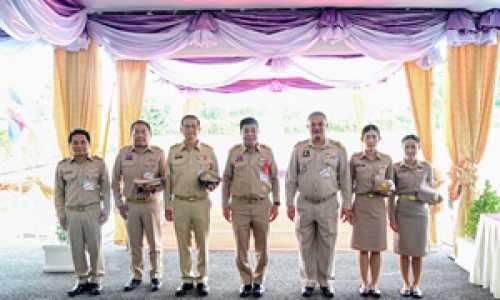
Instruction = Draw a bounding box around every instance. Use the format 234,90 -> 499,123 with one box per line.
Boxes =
0,1 -> 499,263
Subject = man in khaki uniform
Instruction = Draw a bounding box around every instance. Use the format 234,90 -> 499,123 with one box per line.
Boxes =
54,128 -> 110,297
286,112 -> 352,298
165,115 -> 219,297
112,120 -> 166,292
222,117 -> 280,298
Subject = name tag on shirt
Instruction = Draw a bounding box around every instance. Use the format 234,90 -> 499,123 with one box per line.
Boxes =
320,167 -> 332,178
259,171 -> 269,182
143,171 -> 154,180
82,180 -> 97,191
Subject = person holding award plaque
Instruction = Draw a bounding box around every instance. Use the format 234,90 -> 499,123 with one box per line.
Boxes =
111,120 -> 166,293
349,124 -> 394,298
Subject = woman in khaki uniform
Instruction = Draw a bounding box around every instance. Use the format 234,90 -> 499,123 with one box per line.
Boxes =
350,125 -> 393,298
389,135 -> 432,299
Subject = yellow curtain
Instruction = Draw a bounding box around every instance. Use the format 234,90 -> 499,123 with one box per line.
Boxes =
114,60 -> 147,245
404,61 -> 441,245
446,44 -> 498,243
53,40 -> 102,157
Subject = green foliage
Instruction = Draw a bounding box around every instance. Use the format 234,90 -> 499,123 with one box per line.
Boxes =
464,181 -> 500,239
140,98 -> 174,135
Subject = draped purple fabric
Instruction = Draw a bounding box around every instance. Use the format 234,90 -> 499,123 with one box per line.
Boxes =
43,0 -> 84,17
176,77 -> 341,93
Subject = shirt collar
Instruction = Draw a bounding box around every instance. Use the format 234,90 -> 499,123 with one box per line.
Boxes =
70,155 -> 93,163
361,150 -> 381,160
240,143 -> 261,154
181,140 -> 200,151
131,145 -> 153,153
307,139 -> 329,150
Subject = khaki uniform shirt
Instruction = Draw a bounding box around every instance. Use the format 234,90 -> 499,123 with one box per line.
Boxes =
112,145 -> 166,207
222,143 -> 279,208
165,141 -> 219,208
388,160 -> 432,222
350,151 -> 394,194
54,156 -> 110,224
286,139 -> 352,209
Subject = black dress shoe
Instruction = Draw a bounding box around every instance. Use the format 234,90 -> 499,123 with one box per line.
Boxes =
302,286 -> 314,298
151,278 -> 161,292
320,286 -> 335,298
239,284 -> 252,298
88,283 -> 103,296
369,287 -> 381,298
124,279 -> 142,292
67,283 -> 89,297
253,283 -> 265,298
175,283 -> 194,297
197,283 -> 210,297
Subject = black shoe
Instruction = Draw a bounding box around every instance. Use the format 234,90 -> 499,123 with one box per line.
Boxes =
411,287 -> 423,298
197,283 -> 210,297
239,284 -> 252,298
320,286 -> 335,298
175,283 -> 194,297
88,283 -> 103,296
124,279 -> 142,292
151,278 -> 161,292
370,287 -> 381,298
359,286 -> 370,297
253,283 -> 265,298
302,286 -> 314,298
67,283 -> 89,297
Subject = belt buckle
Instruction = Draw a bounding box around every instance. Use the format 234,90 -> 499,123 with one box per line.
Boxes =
368,193 -> 375,198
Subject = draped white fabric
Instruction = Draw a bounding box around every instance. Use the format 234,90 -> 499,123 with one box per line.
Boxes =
0,0 -> 87,49
149,56 -> 402,89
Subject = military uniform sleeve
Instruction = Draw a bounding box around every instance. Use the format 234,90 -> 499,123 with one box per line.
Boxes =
388,164 -> 397,224
54,163 -> 66,225
349,155 -> 356,192
100,161 -> 111,216
111,151 -> 124,208
338,146 -> 352,210
165,148 -> 174,209
222,150 -> 233,209
285,146 -> 299,207
269,149 -> 280,204
426,163 -> 433,187
385,156 -> 394,181
156,149 -> 166,193
210,148 -> 220,177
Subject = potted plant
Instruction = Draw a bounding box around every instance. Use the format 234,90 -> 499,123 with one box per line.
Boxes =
42,224 -> 74,273
456,181 -> 500,272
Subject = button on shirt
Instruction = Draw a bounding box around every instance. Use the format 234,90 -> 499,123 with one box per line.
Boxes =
54,156 -> 110,224
222,143 -> 279,208
166,141 -> 219,208
112,145 -> 166,207
286,139 -> 352,209
350,151 -> 394,194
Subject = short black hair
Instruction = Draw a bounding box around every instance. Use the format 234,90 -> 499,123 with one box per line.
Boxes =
361,124 -> 381,140
401,134 -> 420,145
130,119 -> 152,135
240,117 -> 259,130
181,115 -> 201,127
68,128 -> 90,144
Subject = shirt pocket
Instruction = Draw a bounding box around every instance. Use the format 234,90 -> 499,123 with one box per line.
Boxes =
62,171 -> 77,183
298,157 -> 312,175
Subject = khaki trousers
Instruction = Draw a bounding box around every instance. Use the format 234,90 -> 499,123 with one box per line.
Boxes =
295,195 -> 338,288
126,199 -> 162,280
67,203 -> 104,284
173,197 -> 210,283
231,198 -> 271,285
